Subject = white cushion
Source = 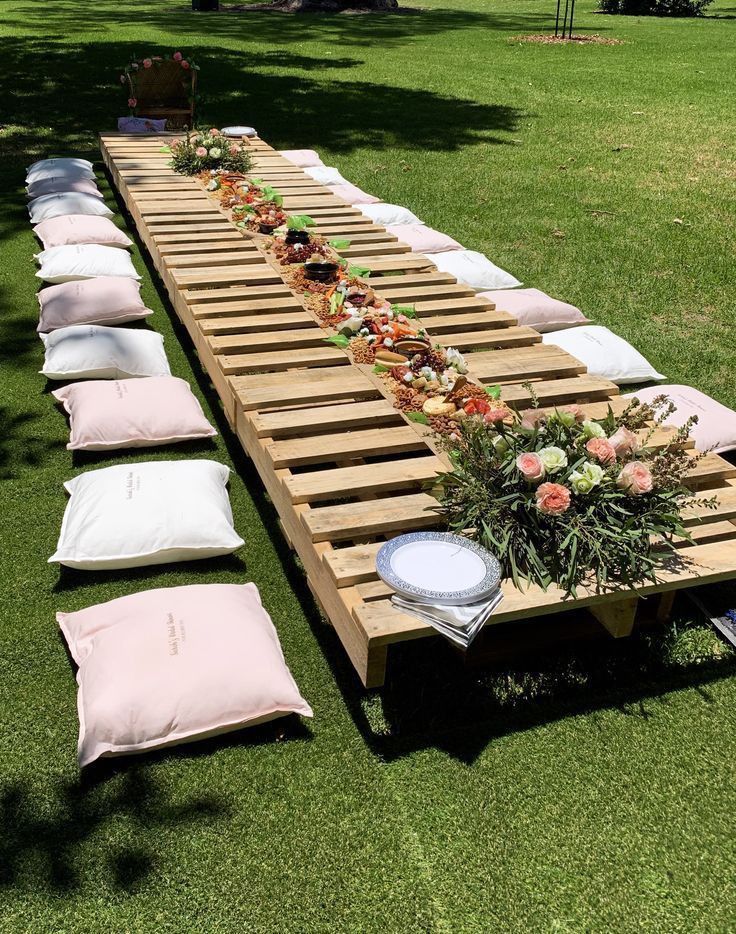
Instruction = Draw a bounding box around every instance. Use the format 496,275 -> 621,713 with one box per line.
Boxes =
35,244 -> 140,283
542,326 -> 665,385
40,325 -> 170,380
26,158 -> 95,183
356,203 -> 423,226
304,166 -> 350,187
49,460 -> 245,571
424,250 -> 521,291
57,583 -> 312,767
28,193 -> 113,224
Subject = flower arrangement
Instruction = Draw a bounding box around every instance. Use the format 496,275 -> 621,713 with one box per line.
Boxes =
434,393 -> 715,595
120,51 -> 199,115
169,130 -> 253,176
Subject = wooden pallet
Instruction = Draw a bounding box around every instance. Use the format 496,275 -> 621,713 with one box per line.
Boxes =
100,132 -> 736,687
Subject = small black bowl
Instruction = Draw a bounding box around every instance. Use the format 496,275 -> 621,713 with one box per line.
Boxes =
258,221 -> 281,234
285,229 -> 311,245
304,261 -> 339,282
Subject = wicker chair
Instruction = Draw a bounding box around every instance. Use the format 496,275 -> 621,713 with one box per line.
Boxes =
128,60 -> 196,129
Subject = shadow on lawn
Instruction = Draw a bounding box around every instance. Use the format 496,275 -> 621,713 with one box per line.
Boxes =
0,36 -> 521,158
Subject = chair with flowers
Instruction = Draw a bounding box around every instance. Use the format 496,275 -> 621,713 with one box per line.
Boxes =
123,52 -> 198,129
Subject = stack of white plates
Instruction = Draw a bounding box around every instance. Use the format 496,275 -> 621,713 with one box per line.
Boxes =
221,126 -> 257,138
376,532 -> 503,649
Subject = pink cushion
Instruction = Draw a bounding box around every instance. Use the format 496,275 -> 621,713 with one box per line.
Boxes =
479,288 -> 588,333
624,384 -> 736,454
57,583 -> 313,767
33,216 -> 132,250
37,276 -> 152,332
53,377 -> 216,451
26,176 -> 103,200
277,149 -> 324,168
385,224 -> 463,254
330,183 -> 380,205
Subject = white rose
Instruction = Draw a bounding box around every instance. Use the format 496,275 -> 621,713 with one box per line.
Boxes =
209,147 -> 222,158
538,446 -> 568,473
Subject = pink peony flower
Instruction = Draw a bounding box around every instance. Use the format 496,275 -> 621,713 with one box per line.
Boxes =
616,461 -> 653,495
128,98 -> 137,108
609,426 -> 641,459
483,406 -> 509,425
181,60 -> 191,69
143,58 -> 152,69
209,128 -> 221,137
516,452 -> 545,483
195,146 -> 208,157
173,51 -> 183,62
585,437 -> 617,466
535,482 -> 571,516
520,408 -> 546,431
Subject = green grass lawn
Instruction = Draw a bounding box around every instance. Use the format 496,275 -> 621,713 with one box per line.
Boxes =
1,0 -> 736,930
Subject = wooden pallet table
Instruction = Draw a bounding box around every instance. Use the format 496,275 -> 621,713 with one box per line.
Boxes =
100,132 -> 736,687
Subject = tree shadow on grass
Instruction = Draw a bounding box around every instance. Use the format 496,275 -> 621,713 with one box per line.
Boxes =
0,37 -> 522,161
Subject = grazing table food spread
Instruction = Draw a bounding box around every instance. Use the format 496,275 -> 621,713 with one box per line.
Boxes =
97,131 -> 736,689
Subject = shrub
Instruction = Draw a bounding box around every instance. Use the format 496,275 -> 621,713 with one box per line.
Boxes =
598,0 -> 713,15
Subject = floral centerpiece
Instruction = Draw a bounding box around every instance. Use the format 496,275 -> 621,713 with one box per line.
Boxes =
434,393 -> 714,595
169,129 -> 253,176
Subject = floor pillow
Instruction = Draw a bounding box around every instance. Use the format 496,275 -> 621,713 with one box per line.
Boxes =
386,224 -> 463,254
35,244 -> 140,283
479,287 -> 589,333
330,183 -> 380,205
542,326 -> 665,385
277,149 -> 324,168
28,193 -> 113,224
624,384 -> 736,454
303,166 -> 350,187
424,250 -> 521,291
40,325 -> 170,380
26,158 -> 95,183
34,216 -> 132,251
49,460 -> 245,571
117,116 -> 167,133
357,203 -> 423,226
37,277 -> 153,333
27,177 -> 103,201
53,377 -> 217,451
57,582 -> 313,767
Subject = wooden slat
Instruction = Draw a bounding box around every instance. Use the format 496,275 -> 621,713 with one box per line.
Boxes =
303,492 -> 439,543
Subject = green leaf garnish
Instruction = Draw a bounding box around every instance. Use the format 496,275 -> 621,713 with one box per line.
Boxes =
347,264 -> 371,279
406,411 -> 429,425
287,214 -> 316,230
485,384 -> 502,400
159,146 -> 171,153
373,364 -> 390,374
391,304 -> 417,319
324,334 -> 350,348
329,238 -> 351,250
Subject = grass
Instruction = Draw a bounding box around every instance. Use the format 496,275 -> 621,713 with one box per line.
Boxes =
1,0 -> 736,930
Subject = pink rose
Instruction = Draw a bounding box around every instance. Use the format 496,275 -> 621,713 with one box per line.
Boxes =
229,143 -> 239,155
483,406 -> 509,424
209,128 -> 221,137
195,146 -> 208,157
616,461 -> 653,495
562,404 -> 585,423
585,437 -> 617,466
119,74 -> 126,84
516,452 -> 545,483
173,51 -> 183,62
127,98 -> 137,108
609,426 -> 641,458
143,58 -> 152,69
535,482 -> 571,516
181,60 -> 191,70
520,408 -> 546,431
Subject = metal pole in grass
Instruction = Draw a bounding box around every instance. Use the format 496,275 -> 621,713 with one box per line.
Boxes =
568,0 -> 576,37
555,0 -> 562,36
561,0 -> 570,38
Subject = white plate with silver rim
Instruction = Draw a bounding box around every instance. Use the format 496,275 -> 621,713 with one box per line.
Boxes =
221,126 -> 257,138
376,532 -> 502,606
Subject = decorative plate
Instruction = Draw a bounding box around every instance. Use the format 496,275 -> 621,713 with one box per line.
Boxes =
376,532 -> 502,606
221,126 -> 257,138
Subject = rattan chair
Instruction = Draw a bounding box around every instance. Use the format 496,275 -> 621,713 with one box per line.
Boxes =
128,60 -> 196,129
